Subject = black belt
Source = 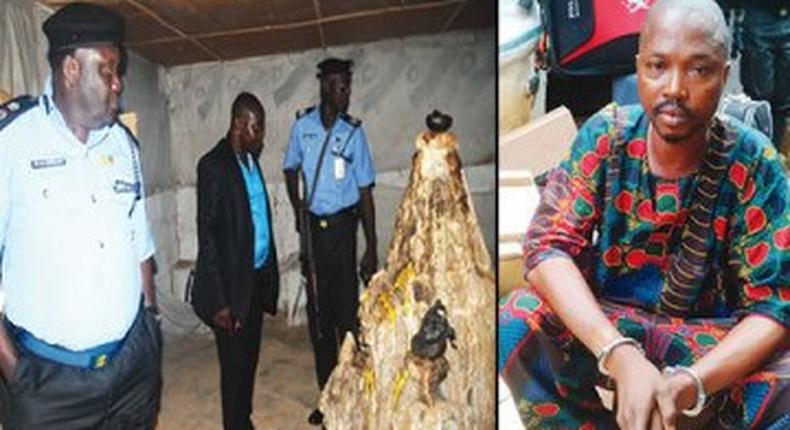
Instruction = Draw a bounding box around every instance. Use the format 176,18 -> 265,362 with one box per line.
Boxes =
309,206 -> 358,230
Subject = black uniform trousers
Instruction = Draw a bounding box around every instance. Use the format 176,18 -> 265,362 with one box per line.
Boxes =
213,267 -> 267,430
306,207 -> 359,390
4,306 -> 162,430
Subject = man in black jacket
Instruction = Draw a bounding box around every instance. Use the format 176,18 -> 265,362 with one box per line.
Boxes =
193,92 -> 279,430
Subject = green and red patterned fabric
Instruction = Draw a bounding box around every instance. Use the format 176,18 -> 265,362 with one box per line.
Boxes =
499,104 -> 789,428
499,288 -> 788,428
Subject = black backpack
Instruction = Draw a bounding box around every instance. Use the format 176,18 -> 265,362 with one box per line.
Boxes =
538,0 -> 656,76
718,93 -> 774,141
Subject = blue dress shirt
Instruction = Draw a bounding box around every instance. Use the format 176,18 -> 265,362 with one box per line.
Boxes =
238,153 -> 270,269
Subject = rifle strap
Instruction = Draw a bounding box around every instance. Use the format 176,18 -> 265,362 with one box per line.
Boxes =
305,123 -> 334,209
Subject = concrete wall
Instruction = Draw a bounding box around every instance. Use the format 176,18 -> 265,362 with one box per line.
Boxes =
147,29 -> 496,330
164,30 -> 495,186
125,52 -> 174,194
118,52 -> 192,333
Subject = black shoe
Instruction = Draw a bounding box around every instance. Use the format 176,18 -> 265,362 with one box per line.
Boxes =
308,408 -> 324,426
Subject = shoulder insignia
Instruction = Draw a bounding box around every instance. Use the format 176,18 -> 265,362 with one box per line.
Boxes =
0,95 -> 38,133
296,106 -> 316,119
339,112 -> 361,128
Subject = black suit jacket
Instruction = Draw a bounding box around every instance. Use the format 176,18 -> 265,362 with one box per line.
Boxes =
192,138 -> 280,327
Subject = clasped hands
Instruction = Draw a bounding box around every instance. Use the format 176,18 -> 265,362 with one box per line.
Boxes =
607,345 -> 701,430
212,307 -> 242,336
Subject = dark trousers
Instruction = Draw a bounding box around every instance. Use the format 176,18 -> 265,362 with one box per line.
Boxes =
307,209 -> 359,390
5,307 -> 162,430
740,7 -> 790,150
213,268 -> 266,430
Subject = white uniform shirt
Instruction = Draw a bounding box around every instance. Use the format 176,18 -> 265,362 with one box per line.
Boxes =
0,92 -> 155,350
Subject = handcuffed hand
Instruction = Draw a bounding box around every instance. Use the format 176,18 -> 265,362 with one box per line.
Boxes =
608,345 -> 665,430
655,369 -> 698,430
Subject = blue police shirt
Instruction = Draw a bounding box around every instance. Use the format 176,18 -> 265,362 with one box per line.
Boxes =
283,106 -> 376,216
237,152 -> 270,269
0,86 -> 155,350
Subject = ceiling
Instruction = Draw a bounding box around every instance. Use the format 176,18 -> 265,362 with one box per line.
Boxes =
39,0 -> 495,67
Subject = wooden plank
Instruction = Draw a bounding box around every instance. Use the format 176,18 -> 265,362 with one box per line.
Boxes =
498,169 -> 540,240
498,242 -> 527,296
499,105 -> 577,174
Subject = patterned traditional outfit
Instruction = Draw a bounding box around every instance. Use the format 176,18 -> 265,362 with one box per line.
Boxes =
499,104 -> 789,429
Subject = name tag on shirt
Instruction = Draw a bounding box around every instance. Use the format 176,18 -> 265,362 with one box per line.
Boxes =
334,156 -> 345,180
30,157 -> 66,170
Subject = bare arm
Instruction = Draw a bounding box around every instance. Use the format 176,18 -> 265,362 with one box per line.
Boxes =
284,168 -> 301,231
358,185 -> 377,281
141,257 -> 156,310
527,258 -> 621,354
695,316 -> 787,396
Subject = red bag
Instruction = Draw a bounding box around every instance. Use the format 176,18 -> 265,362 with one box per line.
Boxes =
539,0 -> 657,75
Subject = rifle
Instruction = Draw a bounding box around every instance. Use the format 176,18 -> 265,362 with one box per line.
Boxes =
295,117 -> 358,337
298,168 -> 320,339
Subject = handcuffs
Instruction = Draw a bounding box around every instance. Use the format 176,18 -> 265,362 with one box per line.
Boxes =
597,337 -> 707,417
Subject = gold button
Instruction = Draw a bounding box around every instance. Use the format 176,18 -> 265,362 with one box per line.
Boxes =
94,354 -> 107,368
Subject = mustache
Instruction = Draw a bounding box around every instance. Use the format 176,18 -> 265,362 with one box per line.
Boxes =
653,100 -> 691,117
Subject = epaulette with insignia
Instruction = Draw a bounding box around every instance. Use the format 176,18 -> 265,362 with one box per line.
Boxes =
0,95 -> 38,133
296,106 -> 316,119
339,111 -> 361,128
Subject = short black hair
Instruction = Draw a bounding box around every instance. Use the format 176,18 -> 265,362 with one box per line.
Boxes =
231,92 -> 264,121
316,58 -> 353,79
47,47 -> 76,72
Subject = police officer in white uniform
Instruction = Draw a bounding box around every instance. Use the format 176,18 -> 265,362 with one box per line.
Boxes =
0,4 -> 160,429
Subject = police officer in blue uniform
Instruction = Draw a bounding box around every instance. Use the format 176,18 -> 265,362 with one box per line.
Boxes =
0,4 -> 160,429
283,58 -> 378,426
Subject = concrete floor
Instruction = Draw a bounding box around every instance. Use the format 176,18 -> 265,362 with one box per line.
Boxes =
157,315 -> 320,430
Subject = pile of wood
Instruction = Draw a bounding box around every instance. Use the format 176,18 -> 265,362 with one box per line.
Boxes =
321,122 -> 495,429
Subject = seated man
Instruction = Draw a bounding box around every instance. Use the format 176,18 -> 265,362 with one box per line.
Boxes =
498,0 -> 788,429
